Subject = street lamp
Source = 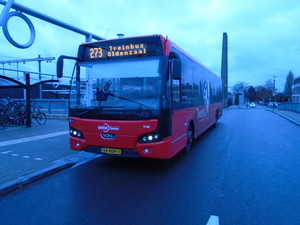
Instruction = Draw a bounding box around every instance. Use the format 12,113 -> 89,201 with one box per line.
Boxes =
273,76 -> 276,110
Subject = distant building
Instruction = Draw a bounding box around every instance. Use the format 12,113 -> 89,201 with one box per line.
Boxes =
292,77 -> 300,102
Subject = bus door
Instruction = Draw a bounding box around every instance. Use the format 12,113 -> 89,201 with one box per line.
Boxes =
170,54 -> 188,154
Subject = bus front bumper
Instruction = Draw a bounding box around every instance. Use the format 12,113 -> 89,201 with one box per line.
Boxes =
70,136 -> 173,159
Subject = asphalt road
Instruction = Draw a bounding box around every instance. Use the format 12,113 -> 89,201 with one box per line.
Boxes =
1,108 -> 300,225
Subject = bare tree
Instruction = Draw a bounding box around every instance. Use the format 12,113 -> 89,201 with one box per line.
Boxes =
231,81 -> 249,93
264,79 -> 275,92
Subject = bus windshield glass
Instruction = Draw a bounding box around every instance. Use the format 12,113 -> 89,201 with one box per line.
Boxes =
70,57 -> 162,119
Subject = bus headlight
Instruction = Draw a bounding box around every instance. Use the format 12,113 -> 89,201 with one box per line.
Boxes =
70,127 -> 84,139
138,133 -> 161,143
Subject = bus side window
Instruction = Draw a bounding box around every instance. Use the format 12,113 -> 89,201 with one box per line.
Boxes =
173,58 -> 182,80
170,51 -> 182,107
172,80 -> 180,103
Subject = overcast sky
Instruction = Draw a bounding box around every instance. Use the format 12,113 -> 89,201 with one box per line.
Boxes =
1,0 -> 300,92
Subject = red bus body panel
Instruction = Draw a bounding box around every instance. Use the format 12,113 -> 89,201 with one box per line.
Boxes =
171,102 -> 222,156
69,117 -> 174,159
69,101 -> 222,159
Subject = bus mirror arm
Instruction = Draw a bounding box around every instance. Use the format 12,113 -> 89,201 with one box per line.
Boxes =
56,55 -> 79,78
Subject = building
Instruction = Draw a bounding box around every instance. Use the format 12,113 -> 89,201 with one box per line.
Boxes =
292,77 -> 300,102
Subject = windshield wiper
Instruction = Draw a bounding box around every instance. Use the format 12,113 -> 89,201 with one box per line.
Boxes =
77,108 -> 94,116
109,93 -> 153,117
76,95 -> 153,118
77,106 -> 127,117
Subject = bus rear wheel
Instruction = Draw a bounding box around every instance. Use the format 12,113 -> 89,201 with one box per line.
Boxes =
183,123 -> 193,153
213,110 -> 219,127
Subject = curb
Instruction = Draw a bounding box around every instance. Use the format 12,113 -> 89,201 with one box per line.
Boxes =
46,114 -> 68,120
0,152 -> 100,196
269,110 -> 300,127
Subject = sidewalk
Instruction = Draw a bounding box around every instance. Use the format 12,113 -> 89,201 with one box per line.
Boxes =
271,109 -> 300,126
227,104 -> 300,126
0,118 -> 99,196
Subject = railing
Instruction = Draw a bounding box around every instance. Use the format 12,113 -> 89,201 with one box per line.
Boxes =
19,99 -> 69,115
278,102 -> 300,113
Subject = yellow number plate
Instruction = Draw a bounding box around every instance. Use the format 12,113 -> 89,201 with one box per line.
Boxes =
101,148 -> 121,155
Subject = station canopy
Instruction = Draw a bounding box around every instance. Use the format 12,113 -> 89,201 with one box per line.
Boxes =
0,75 -> 26,89
0,75 -> 59,89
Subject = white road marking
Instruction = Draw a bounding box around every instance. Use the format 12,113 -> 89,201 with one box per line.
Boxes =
1,150 -> 13,154
206,215 -> 219,225
1,150 -> 43,161
0,130 -> 69,147
34,158 -> 43,161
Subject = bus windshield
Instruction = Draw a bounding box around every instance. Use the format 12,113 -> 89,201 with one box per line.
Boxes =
70,57 -> 162,118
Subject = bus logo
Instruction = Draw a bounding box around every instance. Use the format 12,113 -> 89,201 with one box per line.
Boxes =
100,133 -> 116,139
98,123 -> 120,132
197,109 -> 206,122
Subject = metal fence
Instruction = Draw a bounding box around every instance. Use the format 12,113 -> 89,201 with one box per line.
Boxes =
20,99 -> 69,114
278,102 -> 300,113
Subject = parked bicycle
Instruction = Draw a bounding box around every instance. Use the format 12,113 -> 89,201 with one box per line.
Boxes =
29,106 -> 47,125
0,98 -> 47,129
0,104 -> 9,129
0,97 -> 26,129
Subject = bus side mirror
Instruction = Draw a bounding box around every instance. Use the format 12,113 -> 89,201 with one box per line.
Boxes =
173,58 -> 182,80
56,55 -> 78,78
56,56 -> 64,78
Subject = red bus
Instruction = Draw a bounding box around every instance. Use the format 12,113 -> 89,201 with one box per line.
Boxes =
57,35 -> 222,159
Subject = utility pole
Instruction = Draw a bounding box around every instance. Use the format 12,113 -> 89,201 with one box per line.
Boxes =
38,55 -> 42,98
221,32 -> 228,108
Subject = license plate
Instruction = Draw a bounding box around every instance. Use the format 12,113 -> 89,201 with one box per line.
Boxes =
101,147 -> 121,155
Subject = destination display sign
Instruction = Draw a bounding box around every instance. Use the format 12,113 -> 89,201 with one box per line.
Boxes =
80,36 -> 162,61
88,43 -> 147,59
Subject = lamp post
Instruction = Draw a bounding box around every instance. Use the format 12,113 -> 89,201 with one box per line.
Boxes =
273,76 -> 276,110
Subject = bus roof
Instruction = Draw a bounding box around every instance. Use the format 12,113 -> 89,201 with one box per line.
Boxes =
82,34 -> 220,78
